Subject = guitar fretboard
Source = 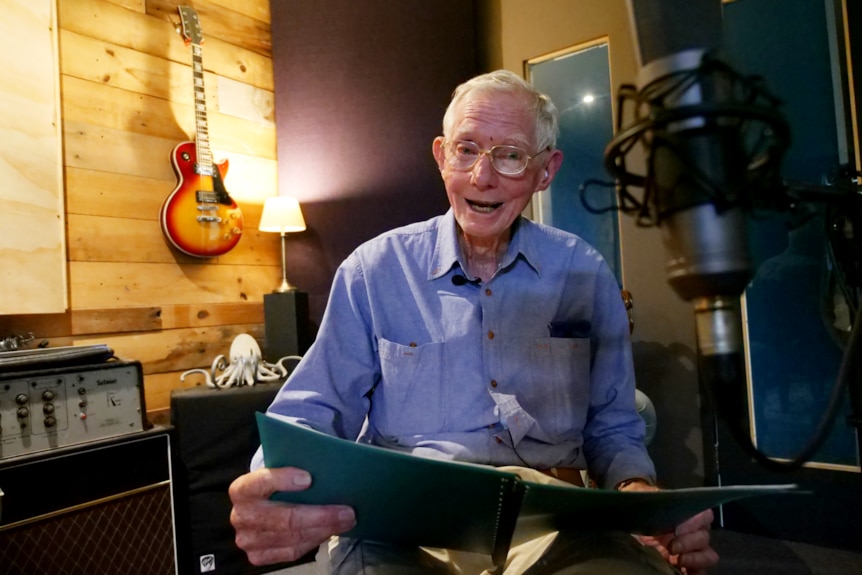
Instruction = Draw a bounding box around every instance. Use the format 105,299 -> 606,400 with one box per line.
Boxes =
191,45 -> 213,176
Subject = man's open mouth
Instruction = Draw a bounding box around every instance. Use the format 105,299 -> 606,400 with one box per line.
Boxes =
467,199 -> 502,213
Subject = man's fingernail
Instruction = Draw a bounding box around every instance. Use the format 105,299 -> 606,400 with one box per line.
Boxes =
338,509 -> 356,524
293,472 -> 311,487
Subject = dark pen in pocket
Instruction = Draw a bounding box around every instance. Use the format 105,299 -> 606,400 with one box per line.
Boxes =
548,320 -> 591,338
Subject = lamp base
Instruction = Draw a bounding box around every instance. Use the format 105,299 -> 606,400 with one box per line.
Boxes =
263,291 -> 312,362
274,279 -> 296,293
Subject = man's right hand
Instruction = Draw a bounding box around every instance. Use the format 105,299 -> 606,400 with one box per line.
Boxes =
229,467 -> 357,566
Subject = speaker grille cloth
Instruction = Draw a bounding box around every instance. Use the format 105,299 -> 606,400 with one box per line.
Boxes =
0,485 -> 175,574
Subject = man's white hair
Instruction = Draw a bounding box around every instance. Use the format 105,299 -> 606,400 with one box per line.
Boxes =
442,69 -> 559,152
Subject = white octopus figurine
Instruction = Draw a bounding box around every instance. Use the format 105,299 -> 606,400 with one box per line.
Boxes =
181,333 -> 302,389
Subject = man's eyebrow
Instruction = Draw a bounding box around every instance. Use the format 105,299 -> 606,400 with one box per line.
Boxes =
452,134 -> 532,148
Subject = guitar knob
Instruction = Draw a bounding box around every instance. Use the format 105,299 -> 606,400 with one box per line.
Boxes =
232,227 -> 242,235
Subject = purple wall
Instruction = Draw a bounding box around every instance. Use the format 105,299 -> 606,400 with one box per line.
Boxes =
271,1 -> 478,325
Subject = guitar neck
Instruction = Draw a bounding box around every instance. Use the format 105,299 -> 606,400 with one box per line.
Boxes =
190,44 -> 214,176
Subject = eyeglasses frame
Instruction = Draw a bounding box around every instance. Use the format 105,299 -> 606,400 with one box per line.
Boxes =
442,139 -> 550,177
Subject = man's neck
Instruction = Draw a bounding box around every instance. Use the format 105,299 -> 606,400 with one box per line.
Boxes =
458,229 -> 510,282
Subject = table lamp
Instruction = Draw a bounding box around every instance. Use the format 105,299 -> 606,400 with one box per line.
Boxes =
259,195 -> 306,292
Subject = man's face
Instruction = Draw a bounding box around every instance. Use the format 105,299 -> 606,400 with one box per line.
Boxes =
432,91 -> 560,245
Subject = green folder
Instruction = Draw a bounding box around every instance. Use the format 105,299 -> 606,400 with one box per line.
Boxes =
257,413 -> 800,565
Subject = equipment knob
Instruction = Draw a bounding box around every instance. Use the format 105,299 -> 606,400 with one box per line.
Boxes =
43,403 -> 55,414
15,394 -> 29,405
44,416 -> 57,428
78,387 -> 87,395
42,390 -> 55,401
17,407 -> 29,418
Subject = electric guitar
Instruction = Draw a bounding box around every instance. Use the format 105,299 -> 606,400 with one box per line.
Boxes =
159,6 -> 243,257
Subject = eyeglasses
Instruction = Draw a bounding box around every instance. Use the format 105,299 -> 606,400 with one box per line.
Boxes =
443,140 -> 548,176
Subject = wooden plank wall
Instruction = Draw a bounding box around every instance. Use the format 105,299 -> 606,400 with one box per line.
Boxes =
0,0 -> 282,424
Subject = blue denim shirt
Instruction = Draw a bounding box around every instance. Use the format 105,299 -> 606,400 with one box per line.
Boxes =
256,210 -> 655,489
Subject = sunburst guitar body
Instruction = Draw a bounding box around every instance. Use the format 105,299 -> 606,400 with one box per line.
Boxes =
160,141 -> 243,257
159,6 -> 243,258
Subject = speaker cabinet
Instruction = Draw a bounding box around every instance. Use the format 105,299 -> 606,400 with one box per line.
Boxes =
171,384 -> 312,574
0,430 -> 177,574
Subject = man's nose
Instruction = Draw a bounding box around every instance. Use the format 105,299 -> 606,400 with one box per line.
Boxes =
470,152 -> 497,187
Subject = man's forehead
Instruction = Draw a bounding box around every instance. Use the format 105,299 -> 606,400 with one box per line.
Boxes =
451,93 -> 535,144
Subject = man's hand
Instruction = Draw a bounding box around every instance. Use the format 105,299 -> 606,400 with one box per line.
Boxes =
662,508 -> 719,575
618,480 -> 719,574
229,467 -> 357,566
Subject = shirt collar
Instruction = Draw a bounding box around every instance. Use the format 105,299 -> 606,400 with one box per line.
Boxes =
428,209 -> 542,281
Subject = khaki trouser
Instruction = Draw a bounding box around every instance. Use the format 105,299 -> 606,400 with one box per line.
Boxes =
325,467 -> 680,575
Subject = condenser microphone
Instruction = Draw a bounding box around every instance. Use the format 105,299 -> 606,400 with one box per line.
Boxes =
625,0 -> 750,344
614,0 -> 788,356
609,0 -> 793,468
629,0 -> 749,434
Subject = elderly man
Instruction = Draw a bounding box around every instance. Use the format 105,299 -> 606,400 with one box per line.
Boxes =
230,70 -> 718,575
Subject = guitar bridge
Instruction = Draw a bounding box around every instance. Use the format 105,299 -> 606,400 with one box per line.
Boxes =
196,215 -> 223,223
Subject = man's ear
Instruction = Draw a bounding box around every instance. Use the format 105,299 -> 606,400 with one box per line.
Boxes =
538,149 -> 564,191
432,137 -> 446,171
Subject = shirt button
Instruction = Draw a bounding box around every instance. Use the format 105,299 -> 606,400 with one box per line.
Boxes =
485,288 -> 492,296
490,380 -> 498,388
487,331 -> 495,340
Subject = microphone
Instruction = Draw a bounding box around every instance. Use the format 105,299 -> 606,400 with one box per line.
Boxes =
608,0 -> 796,469
616,0 -> 787,315
451,274 -> 480,287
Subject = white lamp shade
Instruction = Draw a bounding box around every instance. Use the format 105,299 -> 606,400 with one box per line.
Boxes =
259,196 -> 307,233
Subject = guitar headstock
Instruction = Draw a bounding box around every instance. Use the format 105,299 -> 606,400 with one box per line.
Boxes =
178,6 -> 203,46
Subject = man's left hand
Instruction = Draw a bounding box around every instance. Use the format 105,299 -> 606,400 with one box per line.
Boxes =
618,480 -> 719,574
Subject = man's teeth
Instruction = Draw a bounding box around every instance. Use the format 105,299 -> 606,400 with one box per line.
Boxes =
468,200 -> 502,213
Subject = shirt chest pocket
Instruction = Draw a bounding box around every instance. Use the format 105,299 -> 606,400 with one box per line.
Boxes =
374,338 -> 448,435
499,336 -> 592,440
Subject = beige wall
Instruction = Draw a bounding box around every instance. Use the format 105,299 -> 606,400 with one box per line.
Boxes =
480,0 -> 705,487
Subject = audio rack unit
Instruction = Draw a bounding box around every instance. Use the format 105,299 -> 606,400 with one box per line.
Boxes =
0,358 -> 146,460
